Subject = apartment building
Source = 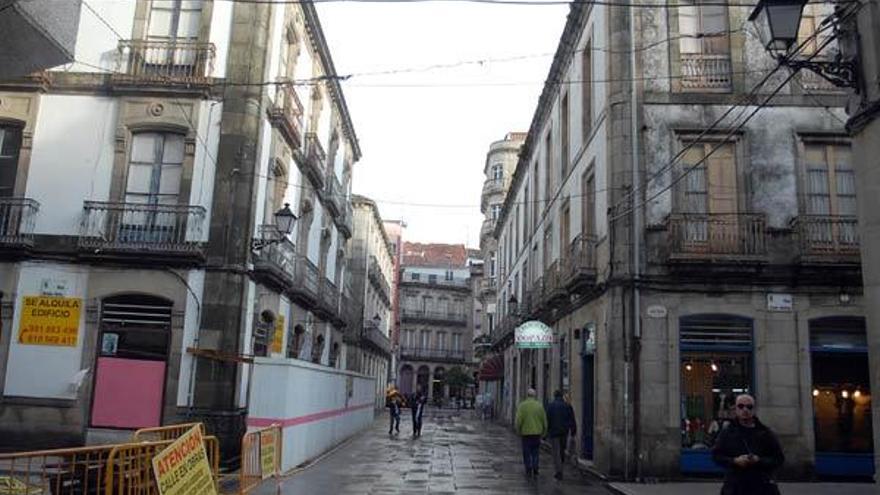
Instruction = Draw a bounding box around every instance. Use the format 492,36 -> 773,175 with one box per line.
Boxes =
491,2 -> 872,479
0,1 -> 365,462
397,242 -> 473,402
344,195 -> 394,409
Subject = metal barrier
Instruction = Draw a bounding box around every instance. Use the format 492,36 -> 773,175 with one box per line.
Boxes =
0,434 -> 219,494
132,422 -> 206,442
239,425 -> 282,494
103,436 -> 220,494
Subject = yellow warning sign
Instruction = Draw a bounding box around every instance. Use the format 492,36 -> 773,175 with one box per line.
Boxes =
18,296 -> 81,347
271,314 -> 285,355
152,425 -> 217,495
259,428 -> 278,479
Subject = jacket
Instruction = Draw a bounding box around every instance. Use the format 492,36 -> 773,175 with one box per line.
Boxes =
545,398 -> 577,438
712,418 -> 784,495
515,398 -> 548,437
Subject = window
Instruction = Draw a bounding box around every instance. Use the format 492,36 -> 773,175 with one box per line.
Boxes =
148,0 -> 202,41
437,332 -> 447,350
492,163 -> 503,182
523,184 -> 530,241
677,0 -> 731,90
560,202 -> 570,260
680,315 -> 753,454
420,330 -> 430,349
801,142 -> 857,247
543,223 -> 553,270
544,130 -> 553,204
287,325 -> 305,359
489,252 -> 497,277
582,171 -> 595,236
532,162 -> 539,233
278,26 -> 298,79
127,132 -> 184,206
445,270 -> 454,281
490,204 -> 502,221
0,124 -> 23,197
411,272 -> 420,281
452,333 -> 462,352
582,39 -> 592,139
681,141 -> 737,215
561,93 -> 569,179
428,274 -> 438,284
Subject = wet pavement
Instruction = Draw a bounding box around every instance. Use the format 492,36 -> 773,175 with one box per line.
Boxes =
257,409 -> 612,494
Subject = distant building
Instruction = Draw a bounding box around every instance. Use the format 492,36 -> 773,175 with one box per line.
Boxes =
345,195 -> 394,409
397,242 -> 473,402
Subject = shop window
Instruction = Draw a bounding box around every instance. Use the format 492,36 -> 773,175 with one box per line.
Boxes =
680,314 -> 753,468
810,316 -> 874,477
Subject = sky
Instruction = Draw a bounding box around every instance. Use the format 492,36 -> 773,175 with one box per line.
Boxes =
315,1 -> 569,249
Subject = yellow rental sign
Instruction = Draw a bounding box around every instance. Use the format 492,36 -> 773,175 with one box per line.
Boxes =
152,425 -> 217,495
259,429 -> 278,479
18,296 -> 81,347
271,314 -> 285,355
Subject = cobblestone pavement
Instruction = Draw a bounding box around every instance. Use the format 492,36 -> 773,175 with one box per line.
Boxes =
258,409 -> 612,494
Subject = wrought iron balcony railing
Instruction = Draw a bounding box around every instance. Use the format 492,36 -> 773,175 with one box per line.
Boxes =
667,212 -> 767,261
304,133 -> 326,190
562,234 -> 598,291
292,255 -> 320,303
543,260 -> 566,305
400,307 -> 468,325
792,215 -> 860,262
400,347 -> 466,363
79,201 -> 205,257
368,255 -> 391,301
324,173 -> 342,217
268,85 -> 305,149
114,39 -> 215,86
680,54 -> 732,91
480,218 -> 496,238
0,198 -> 39,248
252,232 -> 297,288
479,276 -> 496,296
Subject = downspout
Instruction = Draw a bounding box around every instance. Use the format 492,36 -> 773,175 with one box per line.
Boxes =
629,1 -> 642,482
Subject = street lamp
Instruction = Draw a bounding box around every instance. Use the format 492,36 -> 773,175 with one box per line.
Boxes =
252,203 -> 297,250
748,0 -> 808,52
748,0 -> 859,88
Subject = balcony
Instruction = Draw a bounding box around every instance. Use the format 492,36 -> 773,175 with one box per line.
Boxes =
252,231 -> 297,291
0,198 -> 39,251
79,201 -> 205,261
324,174 -> 342,218
304,133 -> 326,190
336,201 -> 353,238
481,179 -> 504,211
792,215 -> 860,264
289,255 -> 320,306
268,85 -> 305,150
542,260 -> 567,306
480,218 -> 496,239
479,276 -> 496,297
667,213 -> 767,263
529,277 -> 544,315
401,275 -> 470,291
400,308 -> 468,327
562,235 -> 597,292
680,54 -> 732,91
368,255 -> 391,303
316,277 -> 343,325
113,40 -> 215,88
360,319 -> 392,357
400,347 -> 466,363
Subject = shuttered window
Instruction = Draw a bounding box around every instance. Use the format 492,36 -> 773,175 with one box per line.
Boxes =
0,125 -> 22,197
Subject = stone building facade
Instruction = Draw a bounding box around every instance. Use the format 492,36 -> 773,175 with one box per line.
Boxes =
0,0 -> 361,457
345,195 -> 394,409
491,2 -> 872,480
397,243 -> 473,402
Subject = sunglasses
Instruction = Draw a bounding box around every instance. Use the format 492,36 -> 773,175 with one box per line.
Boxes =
736,404 -> 754,410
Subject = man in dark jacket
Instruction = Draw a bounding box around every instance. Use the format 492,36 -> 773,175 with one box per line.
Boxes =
712,394 -> 784,495
546,390 -> 577,480
411,389 -> 427,437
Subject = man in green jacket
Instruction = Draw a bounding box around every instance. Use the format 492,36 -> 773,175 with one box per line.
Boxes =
515,388 -> 548,479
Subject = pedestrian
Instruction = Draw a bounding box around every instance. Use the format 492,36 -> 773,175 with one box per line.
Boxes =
515,388 -> 547,479
386,387 -> 403,435
561,392 -> 576,464
712,394 -> 784,495
546,390 -> 577,480
411,388 -> 427,437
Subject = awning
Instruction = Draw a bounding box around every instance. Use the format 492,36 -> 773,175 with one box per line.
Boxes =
477,355 -> 504,381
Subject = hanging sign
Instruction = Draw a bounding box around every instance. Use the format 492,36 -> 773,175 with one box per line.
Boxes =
18,296 -> 82,347
515,320 -> 553,349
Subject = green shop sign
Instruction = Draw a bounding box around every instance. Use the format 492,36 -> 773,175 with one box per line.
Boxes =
514,320 -> 553,349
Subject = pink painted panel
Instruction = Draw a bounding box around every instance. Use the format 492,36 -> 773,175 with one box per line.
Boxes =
91,357 -> 165,429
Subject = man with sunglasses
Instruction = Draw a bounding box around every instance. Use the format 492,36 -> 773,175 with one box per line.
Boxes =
712,394 -> 785,495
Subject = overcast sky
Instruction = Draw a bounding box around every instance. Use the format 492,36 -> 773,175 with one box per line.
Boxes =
315,1 -> 568,249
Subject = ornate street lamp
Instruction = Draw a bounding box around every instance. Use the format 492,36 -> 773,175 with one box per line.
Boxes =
748,0 -> 808,53
748,0 -> 860,88
252,203 -> 297,250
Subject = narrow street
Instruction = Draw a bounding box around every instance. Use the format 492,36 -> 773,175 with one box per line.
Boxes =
259,410 -> 611,494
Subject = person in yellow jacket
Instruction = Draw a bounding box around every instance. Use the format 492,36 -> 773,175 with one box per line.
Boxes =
515,388 -> 548,479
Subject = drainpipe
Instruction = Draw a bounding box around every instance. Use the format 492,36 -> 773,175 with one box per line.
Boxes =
629,2 -> 642,482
